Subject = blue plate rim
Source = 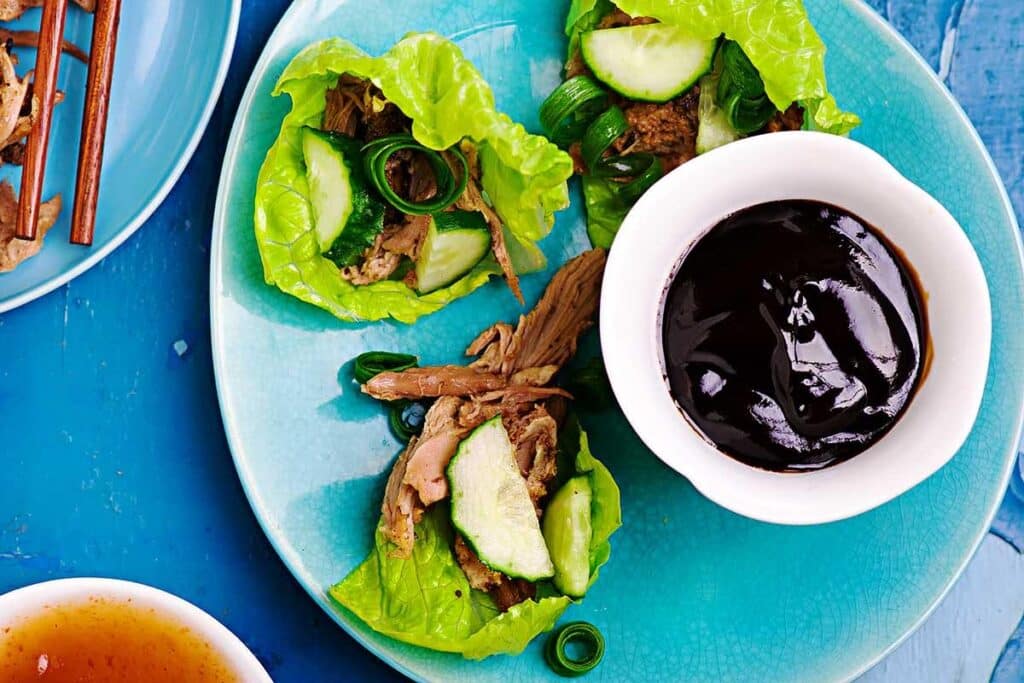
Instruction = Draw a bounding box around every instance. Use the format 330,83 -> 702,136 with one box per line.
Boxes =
0,0 -> 242,315
208,1 -> 1024,680
838,0 -> 1024,678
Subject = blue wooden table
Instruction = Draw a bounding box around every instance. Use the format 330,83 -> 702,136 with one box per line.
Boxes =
1,1 -> 1022,681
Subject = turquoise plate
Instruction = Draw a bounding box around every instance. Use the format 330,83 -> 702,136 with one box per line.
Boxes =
210,1 -> 1024,680
0,0 -> 239,312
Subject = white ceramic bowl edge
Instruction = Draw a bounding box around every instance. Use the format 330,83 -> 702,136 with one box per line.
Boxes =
601,131 -> 991,525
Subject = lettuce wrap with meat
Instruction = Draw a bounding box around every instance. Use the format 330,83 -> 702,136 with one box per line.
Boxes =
254,33 -> 573,324
547,0 -> 860,247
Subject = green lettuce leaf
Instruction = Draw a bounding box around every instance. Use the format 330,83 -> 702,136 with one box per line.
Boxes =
330,506 -> 572,658
462,597 -> 572,660
330,426 -> 620,659
565,0 -> 616,57
329,507 -> 496,653
565,0 -> 859,135
254,33 -> 572,323
581,176 -> 630,249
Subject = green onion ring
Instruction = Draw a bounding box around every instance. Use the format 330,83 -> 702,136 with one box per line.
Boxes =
353,351 -> 418,385
362,135 -> 468,215
388,400 -> 427,443
580,106 -> 628,171
607,153 -> 664,204
722,91 -> 776,134
590,154 -> 656,179
545,622 -> 605,677
539,75 -> 609,146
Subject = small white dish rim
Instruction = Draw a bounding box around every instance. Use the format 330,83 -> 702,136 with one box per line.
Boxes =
0,577 -> 272,681
600,131 -> 992,525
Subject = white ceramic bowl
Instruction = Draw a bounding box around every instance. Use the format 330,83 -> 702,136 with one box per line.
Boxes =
601,131 -> 991,525
0,578 -> 272,681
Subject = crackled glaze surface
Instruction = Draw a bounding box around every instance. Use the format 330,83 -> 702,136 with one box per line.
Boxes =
210,1 -> 1024,681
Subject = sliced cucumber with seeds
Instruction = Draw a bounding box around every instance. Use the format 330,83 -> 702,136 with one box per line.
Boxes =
302,127 -> 353,250
301,128 -> 386,267
581,24 -> 718,103
447,416 -> 554,581
542,475 -> 593,598
415,211 -> 492,294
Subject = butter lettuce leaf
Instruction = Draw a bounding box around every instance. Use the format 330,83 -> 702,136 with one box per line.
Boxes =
565,0 -> 859,135
330,507 -> 571,658
254,34 -> 572,323
330,426 -> 619,659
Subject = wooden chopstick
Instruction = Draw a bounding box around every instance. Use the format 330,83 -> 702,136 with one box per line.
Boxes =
14,0 -> 69,242
70,0 -> 119,246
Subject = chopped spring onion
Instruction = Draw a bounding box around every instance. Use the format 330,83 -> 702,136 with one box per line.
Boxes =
539,75 -> 664,206
722,91 -> 776,134
580,106 -> 628,171
353,351 -> 418,385
389,400 -> 428,443
539,75 -> 608,146
362,135 -> 468,215
545,622 -> 605,677
610,153 -> 664,204
717,40 -> 776,133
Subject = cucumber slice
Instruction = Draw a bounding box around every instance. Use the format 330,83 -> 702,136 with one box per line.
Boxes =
447,417 -> 554,581
415,211 -> 492,294
581,25 -> 718,103
302,128 -> 387,267
302,127 -> 353,250
542,476 -> 593,598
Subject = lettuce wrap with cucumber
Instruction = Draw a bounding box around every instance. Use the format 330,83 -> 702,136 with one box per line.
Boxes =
331,421 -> 620,659
543,0 -> 860,247
254,33 -> 574,324
331,249 -> 622,660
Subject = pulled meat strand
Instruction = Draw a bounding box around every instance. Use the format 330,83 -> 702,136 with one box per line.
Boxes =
502,247 -> 606,373
376,251 -> 607,609
453,143 -> 523,303
0,180 -> 59,272
364,366 -> 508,402
0,0 -> 93,21
0,28 -> 88,62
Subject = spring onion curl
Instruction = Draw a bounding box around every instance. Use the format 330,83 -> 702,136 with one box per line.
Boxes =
353,351 -> 418,385
389,400 -> 427,443
580,106 -> 627,171
539,80 -> 665,205
545,622 -> 605,677
539,75 -> 609,146
362,135 -> 469,215
717,41 -> 776,133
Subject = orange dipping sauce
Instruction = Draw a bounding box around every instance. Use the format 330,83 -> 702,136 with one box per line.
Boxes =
0,596 -> 241,682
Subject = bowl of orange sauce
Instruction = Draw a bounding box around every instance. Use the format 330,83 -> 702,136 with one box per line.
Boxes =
0,578 -> 270,682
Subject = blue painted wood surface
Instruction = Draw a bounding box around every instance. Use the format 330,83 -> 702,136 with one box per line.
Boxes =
0,0 -> 1021,681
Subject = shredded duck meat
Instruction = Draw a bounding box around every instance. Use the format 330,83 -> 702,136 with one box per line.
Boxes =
365,366 -> 508,402
374,250 -> 606,608
453,142 -> 523,303
0,28 -> 88,62
0,180 -> 60,272
0,0 -> 93,21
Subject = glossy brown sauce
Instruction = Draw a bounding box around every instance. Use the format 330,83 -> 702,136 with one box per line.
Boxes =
0,596 -> 241,682
662,200 -> 927,471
